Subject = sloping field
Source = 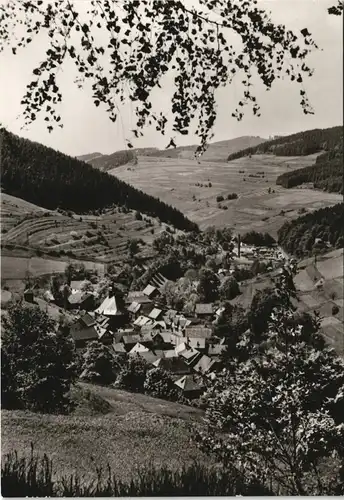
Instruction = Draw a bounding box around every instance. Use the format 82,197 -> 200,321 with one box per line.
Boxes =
1,194 -> 164,269
112,154 -> 341,236
294,249 -> 344,355
1,383 -> 206,483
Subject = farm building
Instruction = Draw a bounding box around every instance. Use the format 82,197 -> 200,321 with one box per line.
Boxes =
174,374 -> 203,399
142,284 -> 159,299
70,313 -> 99,348
185,326 -> 213,339
193,355 -> 218,375
195,303 -> 214,319
68,292 -> 95,311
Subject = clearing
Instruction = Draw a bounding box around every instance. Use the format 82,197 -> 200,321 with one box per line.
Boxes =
1,383 -> 207,483
112,154 -> 342,236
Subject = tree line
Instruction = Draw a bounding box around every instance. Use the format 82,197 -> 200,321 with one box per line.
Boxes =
276,136 -> 343,193
227,125 -> 343,161
277,203 -> 344,257
0,129 -> 198,232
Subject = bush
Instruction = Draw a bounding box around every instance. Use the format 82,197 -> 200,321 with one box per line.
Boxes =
80,342 -> 120,384
115,356 -> 148,392
1,450 -> 271,497
332,305 -> 339,315
227,193 -> 238,200
144,367 -> 179,401
216,195 -> 224,203
219,277 -> 240,300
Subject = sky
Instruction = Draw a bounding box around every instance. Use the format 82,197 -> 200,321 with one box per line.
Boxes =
0,0 -> 342,157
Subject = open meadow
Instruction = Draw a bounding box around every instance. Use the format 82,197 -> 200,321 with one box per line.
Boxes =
1,383 -> 207,483
112,154 -> 342,237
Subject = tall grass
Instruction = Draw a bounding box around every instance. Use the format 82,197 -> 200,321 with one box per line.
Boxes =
1,447 -> 273,497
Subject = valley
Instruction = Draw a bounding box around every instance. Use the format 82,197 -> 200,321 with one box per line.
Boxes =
112,153 -> 342,235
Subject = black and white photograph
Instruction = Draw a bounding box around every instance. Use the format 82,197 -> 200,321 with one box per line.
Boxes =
0,0 -> 343,496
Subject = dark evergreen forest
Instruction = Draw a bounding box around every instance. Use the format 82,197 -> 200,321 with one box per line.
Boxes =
0,129 -> 198,232
276,137 -> 343,194
277,203 -> 344,257
227,126 -> 342,161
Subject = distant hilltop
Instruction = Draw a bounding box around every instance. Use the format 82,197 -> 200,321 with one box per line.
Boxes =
79,135 -> 268,172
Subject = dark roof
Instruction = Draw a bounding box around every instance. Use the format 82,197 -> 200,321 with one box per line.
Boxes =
195,303 -> 213,315
80,312 -> 96,328
70,325 -> 98,342
153,357 -> 190,374
122,334 -> 142,345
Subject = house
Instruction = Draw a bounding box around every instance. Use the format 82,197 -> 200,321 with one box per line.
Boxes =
70,313 -> 99,348
193,355 -> 218,375
134,315 -> 153,328
68,292 -> 95,311
129,342 -> 150,355
43,290 -> 55,303
195,303 -> 214,319
175,343 -> 201,367
142,284 -> 159,299
24,288 -> 34,303
153,357 -> 191,375
95,295 -> 127,328
122,334 -> 144,351
174,374 -> 204,399
95,325 -> 113,345
127,301 -> 142,318
148,307 -> 163,321
175,337 -> 206,352
208,344 -> 227,357
185,326 -> 213,339
135,350 -> 159,365
113,342 -> 127,354
70,280 -> 85,294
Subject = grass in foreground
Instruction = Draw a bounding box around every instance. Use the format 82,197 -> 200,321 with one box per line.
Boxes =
1,448 -> 272,497
1,383 -> 206,482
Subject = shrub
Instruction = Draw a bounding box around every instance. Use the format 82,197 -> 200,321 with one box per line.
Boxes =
332,305 -> 339,315
227,193 -> 238,200
115,356 -> 148,392
216,195 -> 224,202
219,276 -> 240,300
80,342 -> 120,384
144,367 -> 178,401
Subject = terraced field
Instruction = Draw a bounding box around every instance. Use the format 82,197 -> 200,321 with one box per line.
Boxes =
1,193 -> 167,287
113,154 -> 342,237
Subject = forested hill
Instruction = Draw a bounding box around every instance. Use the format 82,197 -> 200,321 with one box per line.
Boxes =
275,136 -> 343,194
227,126 -> 343,161
277,203 -> 344,257
0,129 -> 198,232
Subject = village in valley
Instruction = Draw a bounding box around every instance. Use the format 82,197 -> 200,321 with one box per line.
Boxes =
2,230 -> 295,401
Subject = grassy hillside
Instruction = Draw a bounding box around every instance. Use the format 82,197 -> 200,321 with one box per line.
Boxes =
227,126 -> 342,161
1,192 -> 171,287
0,129 -> 198,232
112,153 -> 342,235
1,383 -> 207,482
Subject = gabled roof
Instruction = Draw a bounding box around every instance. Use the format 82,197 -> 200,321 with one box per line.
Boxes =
80,312 -> 96,328
127,301 -> 142,314
135,350 -> 159,364
163,349 -> 178,358
95,326 -> 109,339
95,295 -> 122,316
153,357 -> 190,374
122,334 -> 142,345
195,303 -> 213,315
215,307 -> 226,317
43,290 -> 55,302
142,284 -> 158,297
126,292 -> 153,304
185,326 -> 213,339
70,325 -> 98,342
130,342 -> 150,354
68,292 -> 93,305
113,342 -> 127,353
148,308 -> 163,320
193,355 -> 217,374
134,315 -> 153,327
176,337 -> 206,351
175,374 -> 203,392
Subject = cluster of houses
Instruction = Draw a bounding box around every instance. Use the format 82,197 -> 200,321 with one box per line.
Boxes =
64,280 -> 229,399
